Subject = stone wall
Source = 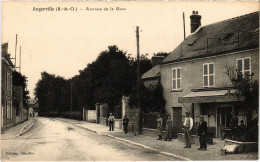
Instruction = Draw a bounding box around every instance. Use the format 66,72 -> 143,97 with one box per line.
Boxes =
122,96 -> 138,133
87,110 -> 97,123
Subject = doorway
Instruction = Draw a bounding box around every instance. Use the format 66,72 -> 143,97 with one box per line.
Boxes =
217,107 -> 232,137
172,107 -> 182,133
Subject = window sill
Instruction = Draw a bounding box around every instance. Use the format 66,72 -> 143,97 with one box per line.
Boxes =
171,89 -> 183,92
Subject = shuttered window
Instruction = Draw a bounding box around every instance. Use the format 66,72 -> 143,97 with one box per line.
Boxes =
172,67 -> 182,90
203,63 -> 215,87
236,57 -> 251,80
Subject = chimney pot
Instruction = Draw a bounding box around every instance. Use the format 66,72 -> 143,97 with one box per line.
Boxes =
190,11 -> 201,33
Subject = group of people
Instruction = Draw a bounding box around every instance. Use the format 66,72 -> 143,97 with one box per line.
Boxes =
156,112 -> 208,151
108,113 -> 129,134
230,111 -> 246,139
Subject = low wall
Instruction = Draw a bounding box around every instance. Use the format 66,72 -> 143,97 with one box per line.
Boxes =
100,117 -> 108,126
99,117 -> 123,130
87,110 -> 96,123
114,119 -> 122,129
63,111 -> 82,120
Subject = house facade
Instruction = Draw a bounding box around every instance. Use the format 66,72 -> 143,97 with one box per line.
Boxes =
1,43 -> 16,130
142,56 -> 165,87
160,11 -> 259,137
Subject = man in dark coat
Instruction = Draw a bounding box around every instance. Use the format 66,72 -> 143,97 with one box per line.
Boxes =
122,115 -> 129,134
230,111 -> 238,139
197,115 -> 207,151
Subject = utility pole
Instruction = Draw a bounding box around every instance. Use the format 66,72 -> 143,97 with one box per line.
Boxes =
15,34 -> 18,68
70,80 -> 73,119
19,46 -> 21,73
136,26 -> 142,134
183,12 -> 186,40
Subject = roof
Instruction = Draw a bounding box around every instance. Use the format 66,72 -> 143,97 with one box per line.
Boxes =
162,12 -> 259,65
182,89 -> 236,98
141,65 -> 160,80
178,89 -> 241,103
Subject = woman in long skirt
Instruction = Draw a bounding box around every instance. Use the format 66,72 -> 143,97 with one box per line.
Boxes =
164,115 -> 173,141
156,114 -> 163,140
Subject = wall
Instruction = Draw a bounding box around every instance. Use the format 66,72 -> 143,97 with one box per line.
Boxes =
160,49 -> 259,123
122,96 -> 139,133
87,110 -> 97,123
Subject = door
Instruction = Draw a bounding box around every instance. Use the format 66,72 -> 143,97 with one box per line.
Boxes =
217,107 -> 232,137
172,107 -> 182,133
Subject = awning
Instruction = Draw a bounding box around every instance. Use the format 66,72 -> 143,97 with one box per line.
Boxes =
178,90 -> 241,103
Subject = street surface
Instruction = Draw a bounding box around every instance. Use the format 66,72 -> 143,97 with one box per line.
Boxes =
1,117 -> 180,161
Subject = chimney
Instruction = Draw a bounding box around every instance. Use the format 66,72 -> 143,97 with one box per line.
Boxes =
1,43 -> 8,56
190,11 -> 201,33
151,56 -> 165,67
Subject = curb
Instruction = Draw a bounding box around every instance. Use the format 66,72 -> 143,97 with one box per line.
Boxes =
55,118 -> 101,134
57,118 -> 191,161
103,134 -> 191,161
16,119 -> 35,137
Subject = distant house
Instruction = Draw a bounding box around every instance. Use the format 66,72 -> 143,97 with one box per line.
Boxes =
142,56 -> 165,86
28,99 -> 39,117
1,43 -> 16,131
160,11 -> 259,137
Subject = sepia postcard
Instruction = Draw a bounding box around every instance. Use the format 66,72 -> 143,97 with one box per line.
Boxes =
1,1 -> 259,161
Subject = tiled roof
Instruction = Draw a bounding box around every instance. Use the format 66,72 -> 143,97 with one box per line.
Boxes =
142,65 -> 160,80
162,12 -> 259,64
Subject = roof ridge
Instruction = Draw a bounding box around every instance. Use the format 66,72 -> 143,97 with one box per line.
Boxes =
202,11 -> 259,28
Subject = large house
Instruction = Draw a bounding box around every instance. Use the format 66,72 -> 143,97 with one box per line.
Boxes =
1,43 -> 16,131
159,11 -> 259,137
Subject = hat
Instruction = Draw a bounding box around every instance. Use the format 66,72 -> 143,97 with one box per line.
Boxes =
199,115 -> 204,118
185,112 -> 191,115
231,111 -> 236,115
110,113 -> 113,115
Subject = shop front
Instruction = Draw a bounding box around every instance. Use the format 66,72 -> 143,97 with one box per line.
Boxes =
179,89 -> 245,138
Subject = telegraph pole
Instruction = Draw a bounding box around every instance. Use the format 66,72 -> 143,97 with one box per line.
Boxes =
136,26 -> 142,134
183,12 -> 186,39
70,80 -> 73,119
19,46 -> 21,73
15,34 -> 18,68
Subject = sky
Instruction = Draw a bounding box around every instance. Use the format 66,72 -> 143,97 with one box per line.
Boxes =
1,1 -> 259,98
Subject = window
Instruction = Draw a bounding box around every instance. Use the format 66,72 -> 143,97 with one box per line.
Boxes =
203,63 -> 214,87
6,100 -> 11,119
236,57 -> 251,80
172,68 -> 182,90
6,71 -> 11,91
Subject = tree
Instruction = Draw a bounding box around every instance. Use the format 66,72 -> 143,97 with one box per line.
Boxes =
13,71 -> 30,109
129,83 -> 166,113
225,66 -> 259,142
34,72 -> 67,116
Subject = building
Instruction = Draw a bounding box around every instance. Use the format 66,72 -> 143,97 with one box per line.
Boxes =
28,99 -> 39,117
1,43 -> 16,131
142,56 -> 165,87
160,11 -> 259,137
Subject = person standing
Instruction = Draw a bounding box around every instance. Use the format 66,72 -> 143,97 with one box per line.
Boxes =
230,111 -> 238,139
156,114 -> 163,140
197,115 -> 207,151
122,115 -> 129,134
183,112 -> 193,148
164,115 -> 173,141
108,113 -> 115,131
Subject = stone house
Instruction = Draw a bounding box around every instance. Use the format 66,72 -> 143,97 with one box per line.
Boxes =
159,11 -> 259,137
1,43 -> 16,131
